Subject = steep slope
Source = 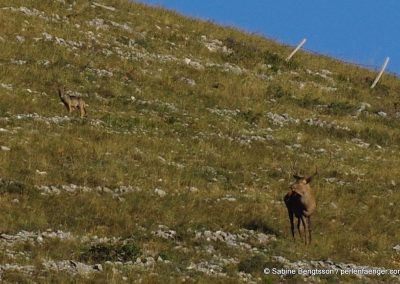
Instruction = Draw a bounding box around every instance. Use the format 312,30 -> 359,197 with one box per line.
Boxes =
1,0 -> 400,282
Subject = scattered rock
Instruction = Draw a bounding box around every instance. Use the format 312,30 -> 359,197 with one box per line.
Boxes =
187,261 -> 226,277
377,111 -> 387,118
86,18 -> 110,30
16,36 -> 25,43
219,196 -> 237,202
180,77 -> 196,86
324,177 -> 349,186
351,138 -> 370,149
0,83 -> 13,90
188,186 -> 199,193
134,257 -> 156,267
10,59 -> 27,65
183,58 -> 204,70
195,229 -> 276,250
0,230 -> 74,247
43,260 -> 101,276
201,35 -> 233,55
154,188 -> 167,197
206,62 -> 244,75
36,183 -> 141,197
354,102 -> 371,117
0,263 -> 35,280
267,112 -> 300,126
2,6 -> 66,23
1,146 -> 11,151
304,117 -> 350,131
42,32 -> 84,50
87,67 -> 113,77
207,107 -> 240,119
151,225 -> 176,240
35,169 -> 47,175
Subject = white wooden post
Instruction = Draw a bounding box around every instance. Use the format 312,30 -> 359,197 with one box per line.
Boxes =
371,57 -> 390,89
286,38 -> 307,62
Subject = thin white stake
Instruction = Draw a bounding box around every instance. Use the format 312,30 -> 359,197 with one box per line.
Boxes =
371,57 -> 390,89
286,38 -> 307,62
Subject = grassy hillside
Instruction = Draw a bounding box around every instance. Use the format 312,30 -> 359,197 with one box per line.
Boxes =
1,0 -> 400,282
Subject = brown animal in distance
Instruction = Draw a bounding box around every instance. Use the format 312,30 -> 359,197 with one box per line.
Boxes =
284,168 -> 318,244
58,87 -> 87,118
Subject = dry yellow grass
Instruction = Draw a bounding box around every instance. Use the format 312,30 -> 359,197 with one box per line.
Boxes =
0,0 -> 400,282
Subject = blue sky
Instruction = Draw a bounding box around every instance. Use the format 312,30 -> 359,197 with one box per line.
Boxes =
136,0 -> 400,75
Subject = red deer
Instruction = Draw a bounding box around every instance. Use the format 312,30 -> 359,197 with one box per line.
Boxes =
284,168 -> 318,244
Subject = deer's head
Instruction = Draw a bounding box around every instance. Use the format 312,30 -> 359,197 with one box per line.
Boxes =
290,168 -> 317,192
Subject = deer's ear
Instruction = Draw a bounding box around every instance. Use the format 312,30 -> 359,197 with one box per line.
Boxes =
305,176 -> 313,184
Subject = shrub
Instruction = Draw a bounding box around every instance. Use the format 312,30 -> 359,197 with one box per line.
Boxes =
81,242 -> 140,263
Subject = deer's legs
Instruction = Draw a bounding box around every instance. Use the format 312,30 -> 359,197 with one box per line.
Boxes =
297,217 -> 302,238
300,216 -> 307,244
288,210 -> 295,240
307,216 -> 312,244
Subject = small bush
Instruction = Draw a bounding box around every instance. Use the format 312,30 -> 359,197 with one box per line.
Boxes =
0,180 -> 27,195
81,242 -> 140,263
238,110 -> 262,124
238,255 -> 266,274
265,84 -> 291,99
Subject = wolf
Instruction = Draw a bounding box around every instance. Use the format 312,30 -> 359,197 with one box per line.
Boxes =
58,87 -> 87,118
